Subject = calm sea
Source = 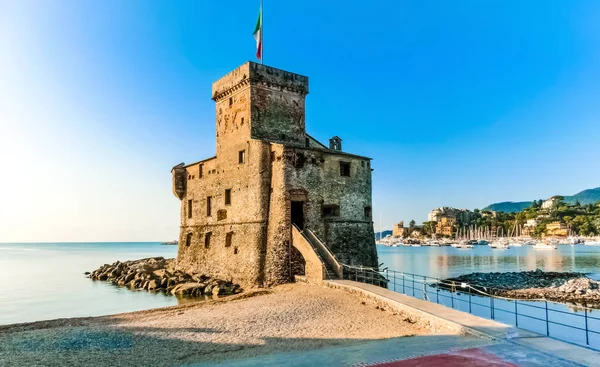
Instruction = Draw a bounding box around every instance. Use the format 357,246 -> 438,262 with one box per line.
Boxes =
0,242 -> 179,325
377,244 -> 600,279
2,242 -> 600,326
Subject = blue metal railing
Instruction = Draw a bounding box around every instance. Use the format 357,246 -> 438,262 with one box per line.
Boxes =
341,265 -> 600,349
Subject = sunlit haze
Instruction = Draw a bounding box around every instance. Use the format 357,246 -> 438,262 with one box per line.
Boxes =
1,1 -> 600,242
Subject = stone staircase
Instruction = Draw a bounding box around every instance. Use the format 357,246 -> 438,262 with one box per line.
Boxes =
323,261 -> 339,280
292,226 -> 343,282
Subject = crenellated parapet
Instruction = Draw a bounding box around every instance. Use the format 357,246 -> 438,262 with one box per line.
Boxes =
212,62 -> 309,102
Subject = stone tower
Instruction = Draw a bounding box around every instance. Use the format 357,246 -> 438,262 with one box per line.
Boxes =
172,62 -> 378,288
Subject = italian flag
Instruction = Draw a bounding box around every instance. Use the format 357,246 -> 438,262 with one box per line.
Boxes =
253,5 -> 262,60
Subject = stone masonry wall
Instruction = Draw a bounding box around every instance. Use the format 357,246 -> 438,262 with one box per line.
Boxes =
284,146 -> 379,267
176,140 -> 273,288
264,144 -> 292,286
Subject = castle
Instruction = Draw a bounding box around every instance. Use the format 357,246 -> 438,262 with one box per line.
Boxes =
171,62 -> 378,288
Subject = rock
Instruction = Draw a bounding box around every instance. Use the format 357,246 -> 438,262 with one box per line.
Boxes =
124,272 -> 136,284
147,280 -> 158,291
89,258 -> 241,298
153,269 -> 166,278
171,283 -> 200,296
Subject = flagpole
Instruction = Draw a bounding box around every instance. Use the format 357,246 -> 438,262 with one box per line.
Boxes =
260,0 -> 264,64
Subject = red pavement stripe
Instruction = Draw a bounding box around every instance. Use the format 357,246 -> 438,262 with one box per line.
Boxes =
364,347 -> 518,367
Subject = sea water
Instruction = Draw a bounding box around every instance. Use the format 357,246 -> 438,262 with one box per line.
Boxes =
2,242 -> 600,326
0,242 -> 178,325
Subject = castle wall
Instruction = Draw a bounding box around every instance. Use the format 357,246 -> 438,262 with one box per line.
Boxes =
250,85 -> 306,146
176,140 -> 272,288
282,147 -> 379,267
264,144 -> 293,286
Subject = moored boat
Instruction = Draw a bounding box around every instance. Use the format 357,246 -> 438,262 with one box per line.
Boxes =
533,241 -> 557,250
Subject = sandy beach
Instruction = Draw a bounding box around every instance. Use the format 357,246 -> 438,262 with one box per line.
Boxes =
0,283 -> 436,367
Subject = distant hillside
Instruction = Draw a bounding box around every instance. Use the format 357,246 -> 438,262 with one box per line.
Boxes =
483,187 -> 600,213
564,188 -> 600,205
483,201 -> 533,213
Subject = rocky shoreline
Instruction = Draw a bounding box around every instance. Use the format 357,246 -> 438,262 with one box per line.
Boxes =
87,257 -> 242,297
443,270 -> 600,307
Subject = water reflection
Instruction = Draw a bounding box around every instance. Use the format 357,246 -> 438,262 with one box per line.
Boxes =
378,245 -> 600,279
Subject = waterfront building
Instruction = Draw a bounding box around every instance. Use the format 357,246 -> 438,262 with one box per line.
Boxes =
435,216 -> 456,237
392,222 -> 406,238
171,62 -> 378,288
546,221 -> 568,237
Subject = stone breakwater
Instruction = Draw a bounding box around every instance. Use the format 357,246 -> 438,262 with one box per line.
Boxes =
88,257 -> 242,297
443,270 -> 600,306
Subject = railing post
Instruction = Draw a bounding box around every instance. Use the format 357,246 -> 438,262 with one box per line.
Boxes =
412,275 -> 415,297
468,287 -> 472,314
436,280 -> 439,304
515,300 -> 518,327
451,288 -> 454,309
386,269 -> 389,289
585,308 -> 589,345
402,273 -> 405,294
393,271 -> 396,292
545,301 -> 549,336
490,297 -> 494,319
423,276 -> 427,300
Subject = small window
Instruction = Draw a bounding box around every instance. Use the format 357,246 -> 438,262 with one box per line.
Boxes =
225,189 -> 231,205
206,196 -> 212,216
305,137 -> 310,147
239,150 -> 246,164
187,200 -> 193,219
361,161 -> 365,168
229,97 -> 233,106
185,233 -> 192,247
188,174 -> 191,180
364,206 -> 372,219
322,205 -> 340,218
241,117 -> 244,125
233,247 -> 238,254
225,232 -> 233,247
204,232 -> 212,248
293,153 -> 305,168
199,164 -> 203,178
340,162 -> 351,177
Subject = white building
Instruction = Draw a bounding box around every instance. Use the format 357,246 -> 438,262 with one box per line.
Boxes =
525,219 -> 538,227
542,196 -> 561,210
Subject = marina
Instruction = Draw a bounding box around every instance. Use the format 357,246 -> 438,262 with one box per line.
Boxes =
377,235 -> 600,249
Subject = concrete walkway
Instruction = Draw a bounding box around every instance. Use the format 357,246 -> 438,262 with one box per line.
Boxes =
326,280 -> 598,366
187,335 -> 583,367
188,280 -> 598,366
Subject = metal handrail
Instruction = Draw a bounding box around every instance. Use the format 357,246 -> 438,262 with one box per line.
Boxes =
342,265 -> 600,349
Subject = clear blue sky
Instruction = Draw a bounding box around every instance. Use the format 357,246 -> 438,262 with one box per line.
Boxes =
1,0 -> 599,241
